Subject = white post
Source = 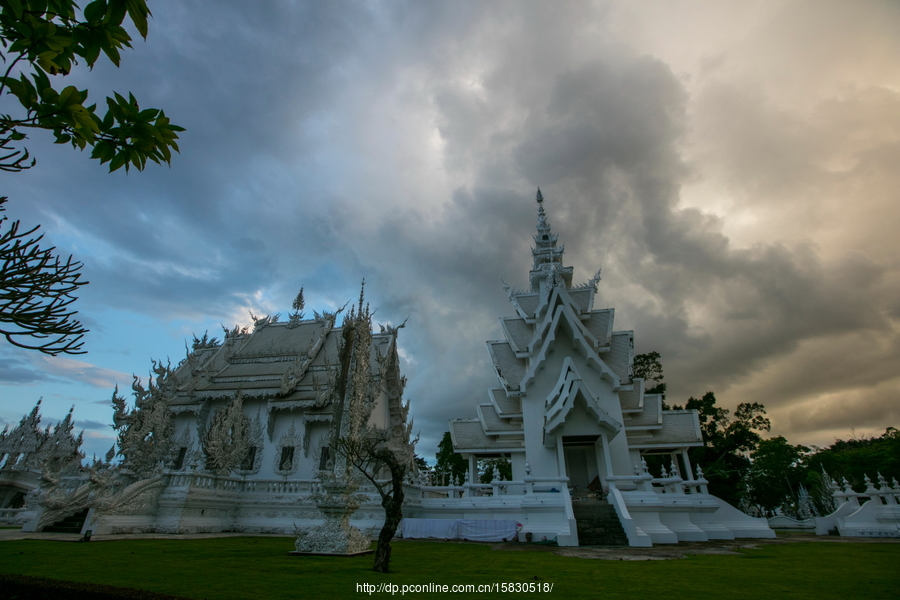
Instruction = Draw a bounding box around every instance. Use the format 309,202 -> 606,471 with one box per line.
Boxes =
556,439 -> 566,478
600,433 -> 614,478
681,448 -> 694,481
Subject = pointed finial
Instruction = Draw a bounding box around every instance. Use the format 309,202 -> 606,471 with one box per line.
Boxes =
358,278 -> 366,316
500,278 -> 515,301
536,188 -> 547,223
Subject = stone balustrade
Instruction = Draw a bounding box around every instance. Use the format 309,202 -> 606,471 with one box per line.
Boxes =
163,471 -> 316,495
406,476 -> 569,500
0,507 -> 26,520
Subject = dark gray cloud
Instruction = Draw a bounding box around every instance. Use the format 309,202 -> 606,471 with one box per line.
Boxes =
0,0 -> 897,453
0,354 -> 67,385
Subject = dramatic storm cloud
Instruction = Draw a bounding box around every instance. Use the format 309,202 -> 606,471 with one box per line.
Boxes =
1,0 -> 898,459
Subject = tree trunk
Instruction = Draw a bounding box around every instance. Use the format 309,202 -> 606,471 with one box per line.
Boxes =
372,463 -> 405,573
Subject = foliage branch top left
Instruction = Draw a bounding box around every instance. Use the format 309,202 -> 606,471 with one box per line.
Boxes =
0,0 -> 184,172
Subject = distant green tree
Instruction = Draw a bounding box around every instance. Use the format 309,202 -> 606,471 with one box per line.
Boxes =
685,392 -> 771,507
478,457 -> 512,484
632,351 -> 667,402
433,431 -> 467,485
746,436 -> 809,513
413,453 -> 428,472
806,427 -> 900,493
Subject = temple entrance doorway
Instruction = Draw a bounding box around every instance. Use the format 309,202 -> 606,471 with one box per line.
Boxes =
562,436 -> 600,497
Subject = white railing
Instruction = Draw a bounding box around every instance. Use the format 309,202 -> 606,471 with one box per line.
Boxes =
605,474 -> 652,493
0,507 -> 26,520
164,472 -> 316,495
410,477 -> 569,499
606,471 -> 710,496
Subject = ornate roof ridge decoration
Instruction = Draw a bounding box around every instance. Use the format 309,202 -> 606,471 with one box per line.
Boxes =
0,398 -> 85,473
279,311 -> 337,396
229,355 -> 299,364
522,288 -> 622,382
572,269 -> 603,292
543,358 -> 623,447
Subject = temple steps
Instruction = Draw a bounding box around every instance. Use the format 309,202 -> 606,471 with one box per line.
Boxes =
41,508 -> 89,534
572,499 -> 628,546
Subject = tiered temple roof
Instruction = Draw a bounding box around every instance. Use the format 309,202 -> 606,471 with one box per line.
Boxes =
451,190 -> 702,454
166,310 -> 407,438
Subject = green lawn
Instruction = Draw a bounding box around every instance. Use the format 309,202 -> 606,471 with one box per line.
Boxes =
0,537 -> 897,600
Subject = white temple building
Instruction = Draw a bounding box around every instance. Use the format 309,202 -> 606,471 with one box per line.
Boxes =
10,292 -> 412,540
420,190 -> 776,546
4,191 -> 839,547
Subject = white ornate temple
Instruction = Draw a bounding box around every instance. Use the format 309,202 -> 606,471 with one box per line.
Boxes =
408,191 -> 774,545
7,191 -> 895,545
3,291 -> 411,541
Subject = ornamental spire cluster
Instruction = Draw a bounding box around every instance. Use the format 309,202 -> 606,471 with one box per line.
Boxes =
533,188 -> 558,252
529,189 -> 570,292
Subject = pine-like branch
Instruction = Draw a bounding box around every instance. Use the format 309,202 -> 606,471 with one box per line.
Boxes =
0,197 -> 88,354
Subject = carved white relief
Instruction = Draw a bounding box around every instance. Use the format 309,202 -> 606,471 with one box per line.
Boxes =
236,410 -> 264,475
203,392 -> 251,476
301,415 -> 332,457
274,421 -> 302,476
113,361 -> 177,477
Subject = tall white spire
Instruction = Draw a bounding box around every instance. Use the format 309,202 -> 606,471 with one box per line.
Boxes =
529,189 -> 571,292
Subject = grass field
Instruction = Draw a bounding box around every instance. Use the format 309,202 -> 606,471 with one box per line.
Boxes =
1,537 -> 897,600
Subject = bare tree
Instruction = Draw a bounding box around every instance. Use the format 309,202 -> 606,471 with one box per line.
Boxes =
335,425 -> 417,573
0,197 -> 87,354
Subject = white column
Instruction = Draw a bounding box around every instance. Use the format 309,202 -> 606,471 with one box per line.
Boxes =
556,439 -> 567,480
680,448 -> 694,480
600,433 -> 614,478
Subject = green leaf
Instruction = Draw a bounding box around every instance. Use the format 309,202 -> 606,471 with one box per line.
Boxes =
100,39 -> 121,66
0,0 -> 183,174
104,0 -> 128,27
7,0 -> 25,20
124,0 -> 150,39
83,0 -> 107,23
108,151 -> 127,172
58,85 -> 79,106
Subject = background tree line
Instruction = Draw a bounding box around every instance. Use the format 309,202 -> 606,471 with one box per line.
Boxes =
639,353 -> 899,515
432,352 -> 899,517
